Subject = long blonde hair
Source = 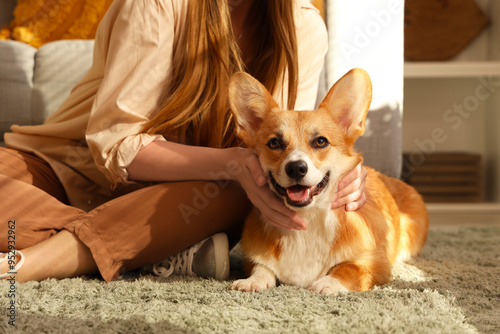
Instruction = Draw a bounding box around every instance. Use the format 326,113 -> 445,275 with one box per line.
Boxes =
143,0 -> 298,148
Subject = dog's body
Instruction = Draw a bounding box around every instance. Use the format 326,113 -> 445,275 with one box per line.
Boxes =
228,69 -> 429,294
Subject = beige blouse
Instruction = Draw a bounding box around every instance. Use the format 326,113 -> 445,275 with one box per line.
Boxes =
5,0 -> 328,211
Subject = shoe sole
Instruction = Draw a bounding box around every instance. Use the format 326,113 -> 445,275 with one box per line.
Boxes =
212,233 -> 230,281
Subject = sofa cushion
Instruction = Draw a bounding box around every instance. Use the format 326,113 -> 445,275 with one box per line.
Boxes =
0,39 -> 94,144
0,40 -> 37,139
32,40 -> 94,124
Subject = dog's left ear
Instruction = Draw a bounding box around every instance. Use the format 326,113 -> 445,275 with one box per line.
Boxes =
228,72 -> 278,143
319,68 -> 372,143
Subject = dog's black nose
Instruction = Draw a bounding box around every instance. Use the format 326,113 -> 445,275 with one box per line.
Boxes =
285,160 -> 308,180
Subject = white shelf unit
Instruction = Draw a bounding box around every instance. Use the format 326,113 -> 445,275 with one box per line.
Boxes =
405,61 -> 500,78
403,0 -> 500,206
426,203 -> 500,226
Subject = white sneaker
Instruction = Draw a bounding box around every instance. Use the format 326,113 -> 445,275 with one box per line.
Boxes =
0,251 -> 25,279
144,233 -> 230,281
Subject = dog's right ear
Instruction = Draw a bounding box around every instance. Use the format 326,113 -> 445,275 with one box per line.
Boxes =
319,68 -> 372,145
228,72 -> 278,143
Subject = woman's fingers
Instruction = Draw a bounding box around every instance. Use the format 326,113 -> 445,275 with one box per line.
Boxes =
233,148 -> 308,230
244,177 -> 307,231
345,191 -> 367,211
237,150 -> 369,224
331,161 -> 368,210
244,153 -> 267,186
333,186 -> 367,211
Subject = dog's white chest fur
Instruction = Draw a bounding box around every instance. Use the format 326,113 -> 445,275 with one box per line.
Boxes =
266,207 -> 339,288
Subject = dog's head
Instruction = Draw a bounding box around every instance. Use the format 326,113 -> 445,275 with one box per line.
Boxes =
228,68 -> 372,209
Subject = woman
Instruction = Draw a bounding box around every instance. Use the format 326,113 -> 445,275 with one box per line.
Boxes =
0,0 -> 366,283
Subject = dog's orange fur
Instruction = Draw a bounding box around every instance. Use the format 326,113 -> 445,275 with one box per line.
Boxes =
229,69 -> 429,294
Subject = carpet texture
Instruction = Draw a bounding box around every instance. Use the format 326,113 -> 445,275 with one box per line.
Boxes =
1,226 -> 499,334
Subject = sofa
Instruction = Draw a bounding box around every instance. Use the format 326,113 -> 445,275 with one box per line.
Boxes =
0,0 -> 94,146
0,0 -> 404,178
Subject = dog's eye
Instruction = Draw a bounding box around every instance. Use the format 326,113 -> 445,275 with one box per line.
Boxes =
267,137 -> 282,150
313,136 -> 329,148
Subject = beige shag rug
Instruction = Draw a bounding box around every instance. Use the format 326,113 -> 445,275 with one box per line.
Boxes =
1,226 -> 499,333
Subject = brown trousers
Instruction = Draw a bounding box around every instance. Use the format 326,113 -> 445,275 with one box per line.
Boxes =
0,147 -> 251,281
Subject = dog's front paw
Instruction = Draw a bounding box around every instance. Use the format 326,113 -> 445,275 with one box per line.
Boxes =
232,264 -> 277,292
231,277 -> 275,292
309,276 -> 349,295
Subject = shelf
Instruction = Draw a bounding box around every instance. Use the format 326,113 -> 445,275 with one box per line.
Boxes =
426,203 -> 500,214
404,61 -> 500,78
403,0 -> 500,204
426,203 -> 500,227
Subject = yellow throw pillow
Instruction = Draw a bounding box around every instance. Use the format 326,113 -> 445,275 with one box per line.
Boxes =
0,0 -> 113,48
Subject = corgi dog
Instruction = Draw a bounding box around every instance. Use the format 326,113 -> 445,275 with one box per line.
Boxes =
228,68 -> 429,294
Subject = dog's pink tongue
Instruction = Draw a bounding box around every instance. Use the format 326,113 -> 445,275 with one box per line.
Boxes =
287,187 -> 310,202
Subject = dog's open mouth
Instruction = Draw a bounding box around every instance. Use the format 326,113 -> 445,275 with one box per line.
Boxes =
269,172 -> 330,207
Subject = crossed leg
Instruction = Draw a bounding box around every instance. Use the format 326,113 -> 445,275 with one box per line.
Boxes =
0,148 -> 251,282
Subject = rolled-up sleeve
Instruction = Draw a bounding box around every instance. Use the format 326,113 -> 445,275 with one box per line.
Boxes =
85,0 -> 179,187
